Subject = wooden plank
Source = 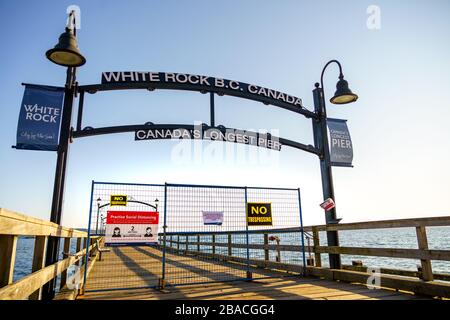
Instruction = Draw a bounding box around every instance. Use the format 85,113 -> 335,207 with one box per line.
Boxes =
29,236 -> 48,300
0,208 -> 87,238
176,241 -> 309,252
306,215 -> 450,232
0,235 -> 18,287
315,245 -> 450,261
416,226 -> 433,281
342,264 -> 450,281
306,267 -> 450,298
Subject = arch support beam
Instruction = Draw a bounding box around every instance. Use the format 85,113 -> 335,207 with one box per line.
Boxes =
72,123 -> 321,157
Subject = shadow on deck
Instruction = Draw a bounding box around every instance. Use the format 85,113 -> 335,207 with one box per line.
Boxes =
79,246 -> 424,300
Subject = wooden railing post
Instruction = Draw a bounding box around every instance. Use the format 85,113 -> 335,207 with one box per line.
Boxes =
0,235 -> 18,288
212,234 -> 216,255
416,226 -> 433,281
197,235 -> 200,252
60,238 -> 71,290
89,237 -> 97,257
76,238 -> 82,267
228,234 -> 232,256
264,234 -> 269,261
29,236 -> 48,300
312,227 -> 322,267
185,235 -> 189,251
177,235 -> 180,252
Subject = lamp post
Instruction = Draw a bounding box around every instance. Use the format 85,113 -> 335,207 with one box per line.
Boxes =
42,11 -> 86,300
312,60 -> 358,270
155,198 -> 159,212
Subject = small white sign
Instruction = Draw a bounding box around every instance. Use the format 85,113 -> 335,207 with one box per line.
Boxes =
202,211 -> 224,226
320,198 -> 335,211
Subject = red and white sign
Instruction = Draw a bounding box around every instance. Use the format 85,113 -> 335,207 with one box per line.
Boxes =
105,211 -> 159,245
319,198 -> 335,211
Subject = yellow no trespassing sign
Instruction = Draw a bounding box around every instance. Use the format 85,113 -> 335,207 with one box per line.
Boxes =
110,195 -> 127,206
247,202 -> 272,226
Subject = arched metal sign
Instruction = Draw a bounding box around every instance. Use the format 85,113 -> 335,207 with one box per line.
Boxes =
72,71 -> 322,156
92,71 -> 317,118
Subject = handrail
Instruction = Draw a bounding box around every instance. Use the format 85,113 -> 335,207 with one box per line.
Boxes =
0,208 -> 87,237
0,208 -> 97,300
303,215 -> 450,232
161,215 -> 450,295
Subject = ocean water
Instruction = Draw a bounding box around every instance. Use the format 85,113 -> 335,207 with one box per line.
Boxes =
13,237 -> 81,289
12,226 -> 450,285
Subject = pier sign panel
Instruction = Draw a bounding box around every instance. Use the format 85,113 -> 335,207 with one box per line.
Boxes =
247,203 -> 273,226
105,210 -> 159,245
327,118 -> 353,167
110,194 -> 128,206
102,71 -> 304,109
135,127 -> 282,151
15,84 -> 64,151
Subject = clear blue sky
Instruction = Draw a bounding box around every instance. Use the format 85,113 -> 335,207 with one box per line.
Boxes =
1,0 -> 450,227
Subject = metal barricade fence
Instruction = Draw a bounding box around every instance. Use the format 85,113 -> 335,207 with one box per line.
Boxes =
84,181 -> 306,292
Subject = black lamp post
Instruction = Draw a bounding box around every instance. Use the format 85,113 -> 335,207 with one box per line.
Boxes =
42,11 -> 86,300
312,60 -> 358,269
155,198 -> 159,212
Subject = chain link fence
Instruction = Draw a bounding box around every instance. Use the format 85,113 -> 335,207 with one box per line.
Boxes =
84,181 -> 306,292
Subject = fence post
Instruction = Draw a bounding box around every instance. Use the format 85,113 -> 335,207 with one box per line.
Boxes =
244,187 -> 252,279
30,236 -> 48,300
297,188 -> 307,275
228,234 -> 232,256
82,180 -> 95,295
212,234 -> 216,255
0,235 -> 18,288
416,226 -> 433,281
177,235 -> 180,252
264,233 -> 269,261
186,235 -> 189,252
160,183 -> 168,290
197,235 -> 200,252
312,227 -> 322,267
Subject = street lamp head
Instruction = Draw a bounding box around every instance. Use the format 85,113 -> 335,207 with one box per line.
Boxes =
330,76 -> 358,105
155,198 -> 159,204
46,28 -> 86,67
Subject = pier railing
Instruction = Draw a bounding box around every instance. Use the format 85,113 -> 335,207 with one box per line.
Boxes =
0,208 -> 100,300
162,216 -> 450,298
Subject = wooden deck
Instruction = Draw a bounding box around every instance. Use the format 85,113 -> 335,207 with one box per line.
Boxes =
80,246 -> 424,300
